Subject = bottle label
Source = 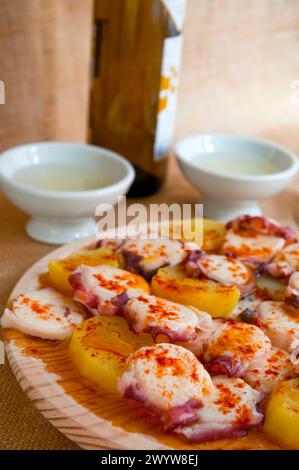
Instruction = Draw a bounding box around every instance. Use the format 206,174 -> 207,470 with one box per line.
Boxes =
154,34 -> 183,161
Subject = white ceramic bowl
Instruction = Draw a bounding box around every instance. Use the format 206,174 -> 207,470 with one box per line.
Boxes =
175,134 -> 299,220
0,142 -> 135,244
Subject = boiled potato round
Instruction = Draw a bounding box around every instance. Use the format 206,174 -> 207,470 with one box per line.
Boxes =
48,247 -> 118,292
151,265 -> 240,318
160,218 -> 226,252
69,316 -> 153,393
263,378 -> 299,449
200,218 -> 226,252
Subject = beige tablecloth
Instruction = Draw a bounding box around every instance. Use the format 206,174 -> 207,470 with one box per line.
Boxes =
0,157 -> 298,449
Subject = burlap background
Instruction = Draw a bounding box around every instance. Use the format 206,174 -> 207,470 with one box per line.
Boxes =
0,196 -> 79,449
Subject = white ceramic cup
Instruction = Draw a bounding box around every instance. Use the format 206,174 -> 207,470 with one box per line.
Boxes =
0,142 -> 135,244
175,134 -> 299,220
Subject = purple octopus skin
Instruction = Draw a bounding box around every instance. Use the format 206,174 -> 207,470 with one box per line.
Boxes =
176,423 -> 249,444
69,271 -> 127,316
110,292 -> 130,316
96,239 -> 106,248
122,382 -> 145,402
160,399 -> 203,432
69,272 -> 100,309
185,251 -> 206,278
241,257 -> 267,271
284,295 -> 299,310
63,307 -> 71,318
276,225 -> 298,242
121,249 -> 168,281
95,239 -> 125,250
68,271 -> 82,291
203,355 -> 245,378
148,325 -> 197,344
239,308 -> 258,324
122,250 -> 143,272
111,291 -> 130,307
122,383 -> 201,431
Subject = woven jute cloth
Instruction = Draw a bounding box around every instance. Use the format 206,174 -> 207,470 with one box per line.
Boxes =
0,158 -> 298,449
0,197 -> 78,449
0,195 -> 80,450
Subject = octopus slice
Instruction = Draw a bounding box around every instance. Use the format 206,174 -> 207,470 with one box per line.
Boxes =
117,238 -> 188,280
263,243 -> 299,278
1,287 -> 84,340
176,376 -> 263,443
244,347 -> 297,396
123,294 -> 212,343
223,229 -> 285,270
256,300 -> 299,352
117,343 -> 213,431
184,319 -> 272,378
185,252 -> 255,298
226,215 -> 298,243
68,264 -> 149,316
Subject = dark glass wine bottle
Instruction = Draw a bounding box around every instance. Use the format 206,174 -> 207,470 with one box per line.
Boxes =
89,0 -> 186,197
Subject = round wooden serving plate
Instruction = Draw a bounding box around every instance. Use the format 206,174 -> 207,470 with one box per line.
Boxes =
3,237 -> 282,450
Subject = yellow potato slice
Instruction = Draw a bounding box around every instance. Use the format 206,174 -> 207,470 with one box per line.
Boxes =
263,378 -> 299,449
69,316 -> 153,393
256,274 -> 287,301
151,265 -> 240,318
201,218 -> 226,252
161,218 -> 226,252
48,247 -> 118,292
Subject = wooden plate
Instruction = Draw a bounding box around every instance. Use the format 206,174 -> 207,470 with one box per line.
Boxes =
3,237 -> 281,450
